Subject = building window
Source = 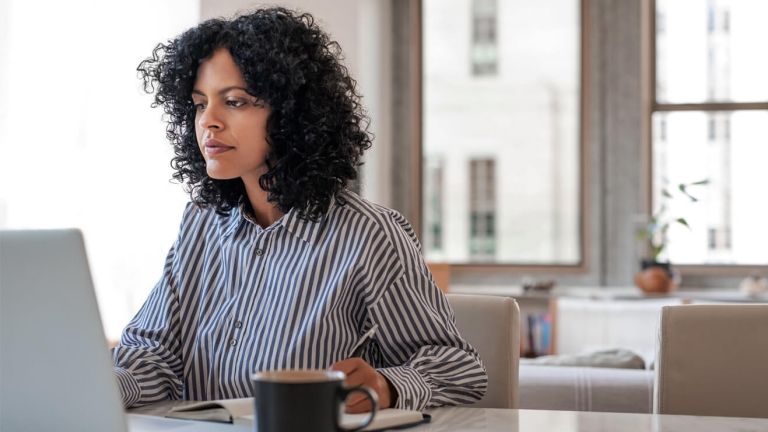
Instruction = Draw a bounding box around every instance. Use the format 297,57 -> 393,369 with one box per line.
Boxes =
707,227 -> 717,250
470,0 -> 498,76
423,158 -> 444,253
652,0 -> 768,265
422,0 -> 582,265
469,159 -> 496,260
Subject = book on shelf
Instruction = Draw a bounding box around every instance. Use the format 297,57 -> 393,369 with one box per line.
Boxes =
165,397 -> 429,431
521,312 -> 552,358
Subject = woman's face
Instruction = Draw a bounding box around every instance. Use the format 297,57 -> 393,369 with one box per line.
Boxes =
192,48 -> 271,183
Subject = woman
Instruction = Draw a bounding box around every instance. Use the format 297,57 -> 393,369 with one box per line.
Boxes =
112,7 -> 486,413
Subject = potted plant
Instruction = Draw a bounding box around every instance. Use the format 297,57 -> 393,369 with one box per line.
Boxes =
634,179 -> 709,293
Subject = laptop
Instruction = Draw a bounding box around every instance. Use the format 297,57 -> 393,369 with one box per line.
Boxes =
0,229 -> 130,431
1,229 -> 228,432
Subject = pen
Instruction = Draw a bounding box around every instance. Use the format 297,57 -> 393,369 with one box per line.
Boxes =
349,323 -> 379,358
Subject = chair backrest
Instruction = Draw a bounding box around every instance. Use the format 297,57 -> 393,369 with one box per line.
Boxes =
446,293 -> 520,408
654,304 -> 768,418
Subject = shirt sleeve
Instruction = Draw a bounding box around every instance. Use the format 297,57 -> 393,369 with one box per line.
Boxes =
369,268 -> 488,411
111,242 -> 184,408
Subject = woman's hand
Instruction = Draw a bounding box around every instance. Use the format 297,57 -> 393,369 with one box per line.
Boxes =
330,358 -> 397,413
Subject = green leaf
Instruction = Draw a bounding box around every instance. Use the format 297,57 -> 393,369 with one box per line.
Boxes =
662,189 -> 673,199
676,218 -> 690,229
691,179 -> 710,186
678,184 -> 700,202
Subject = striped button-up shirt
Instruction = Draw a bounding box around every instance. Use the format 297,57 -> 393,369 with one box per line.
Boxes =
112,190 -> 487,411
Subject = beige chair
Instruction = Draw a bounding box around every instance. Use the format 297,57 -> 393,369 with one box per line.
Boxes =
446,294 -> 520,408
654,304 -> 768,418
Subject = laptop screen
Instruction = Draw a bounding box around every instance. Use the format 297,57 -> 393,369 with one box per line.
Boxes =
0,229 -> 128,432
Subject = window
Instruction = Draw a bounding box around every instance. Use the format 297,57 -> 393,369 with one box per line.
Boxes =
652,0 -> 768,265
469,159 -> 496,260
471,0 -> 498,76
423,158 -> 444,253
0,1 -> 199,339
422,0 -> 583,265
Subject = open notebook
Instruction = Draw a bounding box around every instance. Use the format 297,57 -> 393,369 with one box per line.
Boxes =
166,397 -> 429,431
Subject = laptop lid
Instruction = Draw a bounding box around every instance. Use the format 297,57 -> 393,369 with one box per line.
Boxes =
0,229 -> 128,432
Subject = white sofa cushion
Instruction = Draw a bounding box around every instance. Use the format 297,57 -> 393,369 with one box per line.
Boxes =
521,348 -> 646,369
520,365 -> 653,413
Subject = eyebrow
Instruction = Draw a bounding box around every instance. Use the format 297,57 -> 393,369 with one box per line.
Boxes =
191,86 -> 250,97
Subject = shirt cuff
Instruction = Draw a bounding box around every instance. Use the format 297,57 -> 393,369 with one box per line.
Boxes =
377,366 -> 432,411
114,367 -> 141,408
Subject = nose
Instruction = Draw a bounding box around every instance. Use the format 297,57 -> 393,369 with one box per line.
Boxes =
197,103 -> 223,131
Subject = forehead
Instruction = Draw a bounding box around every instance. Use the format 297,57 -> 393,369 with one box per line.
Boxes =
193,48 -> 247,91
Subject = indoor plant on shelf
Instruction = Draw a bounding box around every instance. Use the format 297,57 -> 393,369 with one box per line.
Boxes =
634,179 -> 709,294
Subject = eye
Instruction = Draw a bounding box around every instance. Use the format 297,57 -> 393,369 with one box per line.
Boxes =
193,102 -> 206,111
226,98 -> 247,108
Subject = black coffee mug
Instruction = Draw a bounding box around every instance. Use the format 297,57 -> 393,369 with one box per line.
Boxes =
251,369 -> 378,432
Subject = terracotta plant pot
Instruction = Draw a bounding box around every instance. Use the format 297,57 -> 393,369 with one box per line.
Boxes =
634,260 -> 675,294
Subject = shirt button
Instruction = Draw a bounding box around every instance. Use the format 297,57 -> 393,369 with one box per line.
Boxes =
255,249 -> 264,256
234,321 -> 243,329
229,338 -> 237,347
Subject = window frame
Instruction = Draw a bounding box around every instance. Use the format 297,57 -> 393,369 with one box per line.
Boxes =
646,0 -> 768,273
415,0 -> 591,272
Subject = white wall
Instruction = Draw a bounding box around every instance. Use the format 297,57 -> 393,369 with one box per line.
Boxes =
0,0 -> 199,339
0,0 -> 10,225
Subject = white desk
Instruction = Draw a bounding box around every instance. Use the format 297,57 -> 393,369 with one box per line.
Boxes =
127,407 -> 768,431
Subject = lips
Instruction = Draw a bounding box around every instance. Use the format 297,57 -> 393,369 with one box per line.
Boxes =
204,138 -> 234,156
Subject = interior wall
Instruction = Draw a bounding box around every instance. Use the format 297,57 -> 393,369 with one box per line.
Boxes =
0,0 -> 9,225
598,0 -> 647,286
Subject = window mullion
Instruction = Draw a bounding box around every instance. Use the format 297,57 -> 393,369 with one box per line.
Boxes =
654,102 -> 768,112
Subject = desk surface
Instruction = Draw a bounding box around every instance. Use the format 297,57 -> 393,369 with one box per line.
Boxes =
127,406 -> 768,432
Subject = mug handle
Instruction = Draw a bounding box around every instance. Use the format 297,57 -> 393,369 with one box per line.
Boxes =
338,385 -> 379,432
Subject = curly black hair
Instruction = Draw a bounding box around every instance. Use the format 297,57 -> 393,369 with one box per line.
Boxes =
138,7 -> 372,221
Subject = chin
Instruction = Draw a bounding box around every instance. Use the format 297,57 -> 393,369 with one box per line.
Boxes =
206,169 -> 239,180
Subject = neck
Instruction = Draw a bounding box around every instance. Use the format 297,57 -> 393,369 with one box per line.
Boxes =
242,177 -> 284,228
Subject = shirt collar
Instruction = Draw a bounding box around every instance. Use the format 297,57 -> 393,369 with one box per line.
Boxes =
221,198 -> 336,245
220,206 -> 246,238
279,200 -> 335,245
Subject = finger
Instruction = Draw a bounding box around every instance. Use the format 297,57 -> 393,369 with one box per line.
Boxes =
345,388 -> 378,407
342,368 -> 372,387
346,396 -> 374,413
345,375 -> 366,388
346,394 -> 367,407
329,358 -> 363,375
347,386 -> 381,413
346,381 -> 383,407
